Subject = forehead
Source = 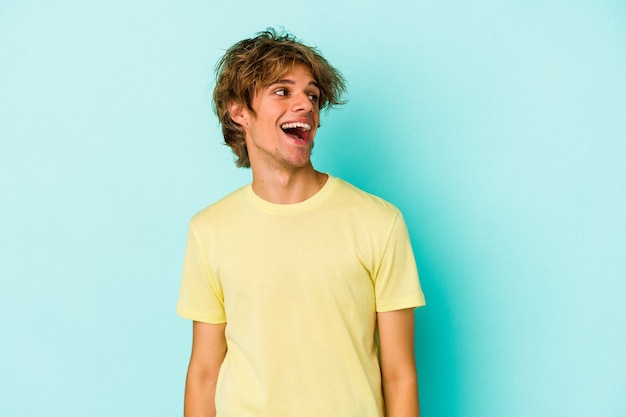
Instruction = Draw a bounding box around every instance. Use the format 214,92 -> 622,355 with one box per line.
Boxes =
267,64 -> 318,87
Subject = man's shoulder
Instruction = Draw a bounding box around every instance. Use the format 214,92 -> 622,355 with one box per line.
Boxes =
190,185 -> 248,225
332,177 -> 401,217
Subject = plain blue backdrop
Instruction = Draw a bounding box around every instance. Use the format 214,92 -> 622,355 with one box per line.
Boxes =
1,1 -> 624,415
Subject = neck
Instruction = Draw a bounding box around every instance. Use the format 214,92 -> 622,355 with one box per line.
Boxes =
250,163 -> 328,204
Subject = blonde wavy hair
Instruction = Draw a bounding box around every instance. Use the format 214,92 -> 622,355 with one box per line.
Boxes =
213,28 -> 347,167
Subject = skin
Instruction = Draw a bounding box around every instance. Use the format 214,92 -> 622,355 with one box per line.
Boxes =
184,64 -> 420,417
228,64 -> 326,204
184,322 -> 226,417
378,308 -> 421,417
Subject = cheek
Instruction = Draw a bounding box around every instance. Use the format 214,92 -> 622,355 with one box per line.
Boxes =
313,111 -> 321,125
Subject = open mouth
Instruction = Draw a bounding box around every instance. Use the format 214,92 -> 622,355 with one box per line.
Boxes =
281,122 -> 311,142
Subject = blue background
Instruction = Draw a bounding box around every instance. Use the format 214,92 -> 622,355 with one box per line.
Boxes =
1,1 -> 624,415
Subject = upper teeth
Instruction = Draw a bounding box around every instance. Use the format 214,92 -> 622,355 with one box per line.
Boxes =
281,122 -> 311,130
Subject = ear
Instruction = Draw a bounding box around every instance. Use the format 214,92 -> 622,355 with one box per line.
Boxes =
228,101 -> 250,127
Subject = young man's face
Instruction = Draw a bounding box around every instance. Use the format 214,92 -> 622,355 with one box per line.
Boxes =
233,64 -> 321,172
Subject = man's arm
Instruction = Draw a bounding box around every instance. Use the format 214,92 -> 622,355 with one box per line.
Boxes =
377,308 -> 420,417
184,321 -> 227,417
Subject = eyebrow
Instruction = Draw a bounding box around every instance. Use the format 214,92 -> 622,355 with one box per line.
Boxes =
271,79 -> 320,88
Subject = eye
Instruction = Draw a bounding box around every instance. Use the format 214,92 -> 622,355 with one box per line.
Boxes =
308,93 -> 320,102
274,88 -> 288,97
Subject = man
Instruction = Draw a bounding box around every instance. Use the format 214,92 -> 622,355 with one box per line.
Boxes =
177,29 -> 426,417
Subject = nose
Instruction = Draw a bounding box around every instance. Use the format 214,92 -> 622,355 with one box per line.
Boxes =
291,91 -> 314,113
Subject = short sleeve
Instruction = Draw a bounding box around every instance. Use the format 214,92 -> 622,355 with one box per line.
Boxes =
374,212 -> 426,312
176,220 -> 227,323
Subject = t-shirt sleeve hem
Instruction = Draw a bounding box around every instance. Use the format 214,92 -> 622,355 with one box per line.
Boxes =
176,305 -> 227,324
376,293 -> 426,313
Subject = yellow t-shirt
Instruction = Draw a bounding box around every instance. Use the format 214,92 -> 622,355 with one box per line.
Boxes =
177,176 -> 425,417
